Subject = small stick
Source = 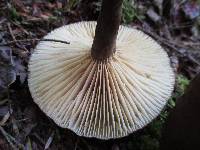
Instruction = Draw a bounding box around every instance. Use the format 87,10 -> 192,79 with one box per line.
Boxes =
0,126 -> 17,150
33,133 -> 45,145
11,21 -> 29,35
7,23 -> 28,51
7,133 -> 25,149
0,39 -> 70,46
182,42 -> 200,47
7,23 -> 17,42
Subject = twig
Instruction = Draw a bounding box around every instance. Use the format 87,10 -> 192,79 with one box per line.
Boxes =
183,42 -> 200,47
7,133 -> 25,149
0,126 -> 17,150
44,131 -> 55,150
0,38 -> 70,46
7,23 -> 17,42
11,21 -> 29,35
16,118 -> 29,123
0,18 -> 6,24
0,99 -> 8,105
33,133 -> 45,145
7,23 -> 28,51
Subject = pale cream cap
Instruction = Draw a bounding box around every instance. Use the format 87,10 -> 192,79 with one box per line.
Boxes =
28,21 -> 175,139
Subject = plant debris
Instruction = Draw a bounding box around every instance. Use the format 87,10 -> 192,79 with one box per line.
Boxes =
0,0 -> 199,149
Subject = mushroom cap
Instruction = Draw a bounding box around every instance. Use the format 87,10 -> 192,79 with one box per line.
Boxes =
28,21 -> 175,139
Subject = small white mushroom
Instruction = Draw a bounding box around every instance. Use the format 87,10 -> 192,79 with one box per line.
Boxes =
28,21 -> 175,139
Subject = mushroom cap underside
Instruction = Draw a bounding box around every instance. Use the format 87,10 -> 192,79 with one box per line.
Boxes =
28,21 -> 175,139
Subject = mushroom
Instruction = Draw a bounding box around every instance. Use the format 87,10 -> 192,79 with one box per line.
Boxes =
28,0 -> 175,139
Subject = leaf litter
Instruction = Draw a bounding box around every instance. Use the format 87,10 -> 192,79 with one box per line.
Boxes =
0,0 -> 199,149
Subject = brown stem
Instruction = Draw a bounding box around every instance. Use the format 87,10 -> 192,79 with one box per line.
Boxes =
91,0 -> 123,60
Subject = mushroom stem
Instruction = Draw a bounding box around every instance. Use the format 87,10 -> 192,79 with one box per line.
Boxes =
91,0 -> 123,60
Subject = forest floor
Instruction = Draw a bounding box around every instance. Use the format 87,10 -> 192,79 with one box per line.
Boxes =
0,0 -> 200,150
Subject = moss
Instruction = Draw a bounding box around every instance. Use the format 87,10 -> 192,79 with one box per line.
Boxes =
122,0 -> 145,23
